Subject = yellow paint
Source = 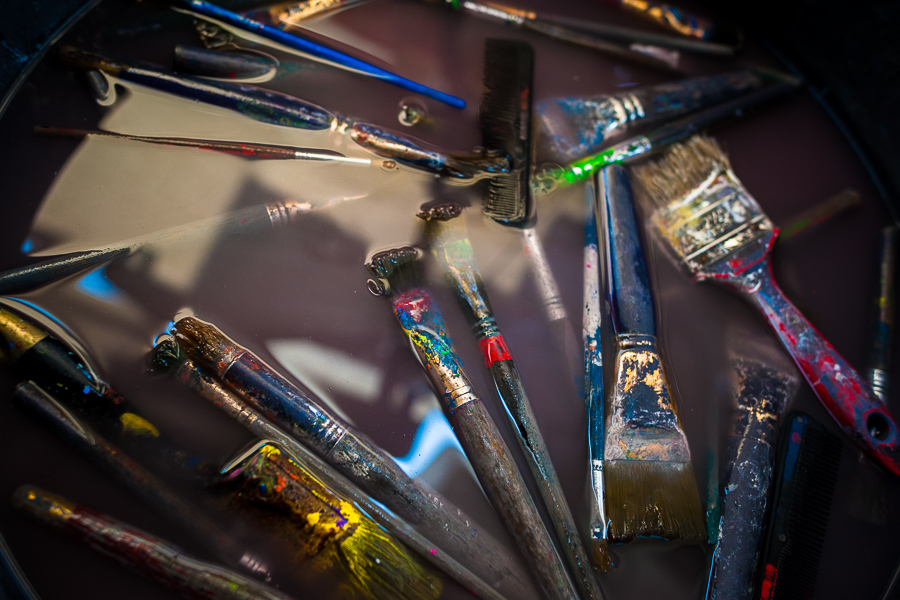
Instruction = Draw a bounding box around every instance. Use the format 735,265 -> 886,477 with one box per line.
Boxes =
306,512 -> 321,526
119,413 -> 159,437
0,309 -> 48,362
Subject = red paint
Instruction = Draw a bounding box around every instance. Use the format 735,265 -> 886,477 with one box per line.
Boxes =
791,431 -> 802,445
479,335 -> 512,367
758,564 -> 777,600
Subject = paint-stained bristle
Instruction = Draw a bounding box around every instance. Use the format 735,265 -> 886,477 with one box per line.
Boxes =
605,461 -> 706,543
151,337 -> 183,373
480,39 -> 534,227
418,202 -> 468,243
172,316 -> 242,374
632,135 -> 731,209
365,247 -> 423,297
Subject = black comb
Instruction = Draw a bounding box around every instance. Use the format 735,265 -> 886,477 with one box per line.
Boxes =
755,412 -> 843,600
480,39 -> 535,228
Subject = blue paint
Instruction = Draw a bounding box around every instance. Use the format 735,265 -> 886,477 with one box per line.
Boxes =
393,407 -> 466,478
75,266 -> 124,302
20,238 -> 33,253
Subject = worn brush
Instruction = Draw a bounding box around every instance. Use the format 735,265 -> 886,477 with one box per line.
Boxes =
419,201 -> 611,587
216,441 -> 441,600
598,0 -> 742,47
13,485 -> 294,600
631,135 -> 900,476
582,180 -> 613,569
366,247 -> 578,600
481,38 -> 584,392
151,338 -> 505,600
598,164 -> 705,543
754,413 -> 842,600
707,355 -> 798,600
170,316 -> 539,600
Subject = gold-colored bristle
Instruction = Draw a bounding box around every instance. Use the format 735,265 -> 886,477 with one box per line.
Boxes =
632,135 -> 731,208
605,461 -> 706,543
172,317 -> 242,375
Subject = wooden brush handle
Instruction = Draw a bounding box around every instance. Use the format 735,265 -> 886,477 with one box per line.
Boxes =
734,258 -> 900,476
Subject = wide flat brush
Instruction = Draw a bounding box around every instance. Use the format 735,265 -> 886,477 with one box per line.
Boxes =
598,163 -> 705,543
366,247 -> 578,600
582,180 -> 612,568
481,38 -> 584,393
754,413 -> 842,600
419,201 -> 611,586
13,485 -> 295,600
707,356 -> 798,599
151,338 -> 506,600
631,135 -> 900,476
170,316 -> 539,600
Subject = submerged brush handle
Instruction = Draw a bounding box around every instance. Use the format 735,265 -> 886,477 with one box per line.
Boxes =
700,233 -> 900,476
0,247 -> 128,296
171,317 -> 539,600
175,0 -> 466,109
13,486 -> 293,600
58,46 -> 335,129
378,282 -> 577,600
423,205 -> 610,589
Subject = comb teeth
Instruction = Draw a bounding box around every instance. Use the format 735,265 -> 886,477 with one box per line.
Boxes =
480,39 -> 535,227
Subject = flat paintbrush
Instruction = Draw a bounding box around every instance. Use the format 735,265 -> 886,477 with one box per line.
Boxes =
598,163 -> 705,542
631,135 -> 900,476
151,338 -> 506,600
170,316 -> 540,600
13,485 -> 295,600
419,201 -> 611,586
366,247 -> 578,600
582,180 -> 612,569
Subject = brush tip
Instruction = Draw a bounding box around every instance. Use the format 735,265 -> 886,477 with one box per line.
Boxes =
151,335 -> 183,373
590,539 -> 615,573
631,134 -> 729,209
365,247 -> 422,296
171,316 -> 240,372
417,202 -> 464,222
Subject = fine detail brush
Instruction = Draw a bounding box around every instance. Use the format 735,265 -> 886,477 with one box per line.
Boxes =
706,356 -> 798,600
631,135 -> 900,476
13,485 -> 295,600
867,226 -> 897,403
0,199 -> 318,296
151,337 -> 506,600
172,45 -> 279,81
531,74 -> 800,196
58,46 -> 503,180
536,70 -> 767,162
11,380 -> 266,578
416,0 -> 681,74
173,0 -> 466,109
754,413 -> 842,600
244,0 -> 369,27
169,316 -> 540,600
598,163 -> 705,543
419,201 -> 610,588
366,247 -> 578,600
598,0 -> 742,47
481,38 -> 584,392
34,126 -> 370,164
582,180 -> 612,569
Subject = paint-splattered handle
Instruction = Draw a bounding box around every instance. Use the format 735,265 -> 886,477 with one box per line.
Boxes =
742,261 -> 900,476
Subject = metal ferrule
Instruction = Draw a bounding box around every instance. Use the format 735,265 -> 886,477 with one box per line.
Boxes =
651,168 -> 774,273
463,1 -> 527,25
868,368 -> 888,404
266,201 -> 314,228
0,308 -> 49,362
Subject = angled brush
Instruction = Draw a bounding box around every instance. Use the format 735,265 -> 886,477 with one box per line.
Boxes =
419,201 -> 611,586
631,135 -> 900,476
598,163 -> 705,543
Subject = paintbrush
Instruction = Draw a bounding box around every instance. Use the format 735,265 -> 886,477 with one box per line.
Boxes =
172,0 -> 466,109
481,38 -> 584,393
58,46 -> 505,180
706,355 -> 798,599
867,226 -> 897,403
13,485 -> 295,600
0,199 -> 320,296
416,0 -> 681,74
216,441 -> 442,600
419,201 -> 610,588
536,70 -> 768,162
11,380 -> 269,578
150,337 -> 506,600
531,73 -> 800,196
244,0 -> 369,26
172,45 -> 279,82
631,135 -> 900,476
169,316 -> 540,600
582,180 -> 613,570
34,126 -> 370,164
754,413 -> 842,599
598,163 -> 705,543
598,0 -> 742,47
366,246 -> 578,600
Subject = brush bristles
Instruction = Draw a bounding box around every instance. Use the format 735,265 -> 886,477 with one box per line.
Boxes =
365,247 -> 423,297
632,135 -> 731,209
172,316 -> 241,372
343,518 -> 442,600
418,202 -> 469,244
417,202 -> 464,223
605,460 -> 706,543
